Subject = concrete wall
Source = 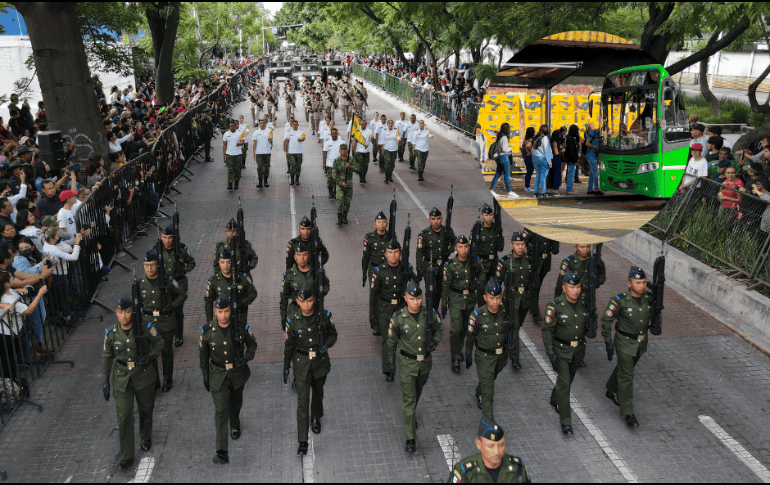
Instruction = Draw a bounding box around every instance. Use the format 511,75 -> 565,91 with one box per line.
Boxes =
609,229 -> 770,353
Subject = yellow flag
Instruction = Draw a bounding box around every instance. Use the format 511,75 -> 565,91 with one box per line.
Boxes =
351,113 -> 368,148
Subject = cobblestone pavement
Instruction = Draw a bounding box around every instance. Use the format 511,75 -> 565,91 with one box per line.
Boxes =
1,83 -> 769,483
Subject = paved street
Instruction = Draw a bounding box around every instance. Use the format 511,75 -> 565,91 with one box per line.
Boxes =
1,83 -> 769,483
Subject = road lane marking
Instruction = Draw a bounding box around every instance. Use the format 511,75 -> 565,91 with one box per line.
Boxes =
128,457 -> 155,483
392,171 -> 430,219
699,415 -> 770,482
302,436 -> 316,483
437,434 -> 460,471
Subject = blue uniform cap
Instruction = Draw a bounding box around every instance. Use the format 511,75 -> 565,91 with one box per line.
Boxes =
214,295 -> 231,309
405,279 -> 422,297
563,270 -> 580,286
479,414 -> 504,441
484,277 -> 502,295
116,296 -> 133,310
629,266 -> 646,280
511,232 -> 525,242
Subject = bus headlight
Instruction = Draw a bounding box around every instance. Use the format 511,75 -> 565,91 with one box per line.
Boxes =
636,162 -> 659,175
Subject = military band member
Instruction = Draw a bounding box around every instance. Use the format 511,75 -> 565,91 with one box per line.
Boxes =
159,226 -> 196,347
237,115 -> 249,160
351,117 -> 373,184
465,278 -> 508,420
441,236 -> 485,373
416,207 -> 456,311
370,239 -> 419,378
470,203 -> 504,307
252,118 -> 273,189
543,270 -> 592,435
199,295 -> 258,465
284,119 -> 306,186
333,144 -> 354,226
363,212 -> 390,335
286,216 -> 330,271
494,232 -> 531,370
522,229 -> 559,324
602,267 -> 662,427
449,416 -> 531,483
280,243 -> 330,329
140,250 -> 186,392
222,120 -> 244,191
386,280 -> 442,453
204,250 -> 258,322
213,220 -> 259,274
102,297 -> 165,470
283,281 -> 338,455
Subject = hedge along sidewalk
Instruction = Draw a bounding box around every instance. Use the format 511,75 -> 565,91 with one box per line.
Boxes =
609,229 -> 770,354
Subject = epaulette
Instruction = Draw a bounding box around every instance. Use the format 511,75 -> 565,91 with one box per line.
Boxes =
245,324 -> 250,330
201,324 -> 210,333
509,455 -> 523,465
209,275 -> 215,281
104,328 -> 109,335
146,322 -> 152,329
375,266 -> 380,272
550,299 -> 558,305
283,272 -> 287,277
168,276 -> 173,280
326,310 -> 331,316
460,461 -> 476,473
472,309 -> 478,316
445,260 -> 450,265
319,238 -> 323,242
419,230 -> 424,235
182,244 -> 188,250
247,240 -> 252,245
243,273 -> 248,277
614,294 -> 621,299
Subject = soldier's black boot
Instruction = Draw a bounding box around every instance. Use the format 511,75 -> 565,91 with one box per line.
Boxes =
289,175 -> 295,186
562,425 -> 573,435
451,360 -> 460,374
213,450 -> 229,464
256,177 -> 263,188
511,360 -> 521,370
475,392 -> 482,409
337,213 -> 343,226
162,379 -> 172,392
263,176 -> 269,187
418,171 -> 425,181
405,439 -> 416,453
328,186 -> 335,199
118,458 -> 134,470
231,427 -> 241,440
295,174 -> 300,185
141,439 -> 152,451
342,211 -> 348,224
532,314 -> 543,324
579,360 -> 587,368
409,161 -> 415,170
625,415 -> 639,427
606,390 -> 620,406
311,417 -> 321,434
298,442 -> 309,455
233,180 -> 239,190
227,183 -> 233,191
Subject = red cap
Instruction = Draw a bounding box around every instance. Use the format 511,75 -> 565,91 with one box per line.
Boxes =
59,190 -> 78,202
691,142 -> 703,151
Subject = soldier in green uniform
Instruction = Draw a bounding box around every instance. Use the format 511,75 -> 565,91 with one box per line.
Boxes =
218,109 -> 234,133
199,295 -> 258,464
363,212 -> 389,335
201,107 -> 214,162
441,235 -> 484,373
448,415 -> 531,483
333,143 -> 354,226
159,226 -> 196,347
416,207 -> 456,311
213,220 -> 259,274
543,270 -> 593,435
205,250 -> 257,322
285,216 -> 330,271
601,267 -> 662,427
283,281 -> 338,455
140,250 -> 187,392
385,280 -> 442,452
280,243 -> 330,329
494,232 -> 532,370
464,278 -> 508,420
102,297 -> 165,470
470,203 -> 504,307
370,239 -> 419,379
522,228 -> 559,324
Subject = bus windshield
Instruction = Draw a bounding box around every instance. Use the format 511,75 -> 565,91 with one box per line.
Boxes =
601,88 -> 658,151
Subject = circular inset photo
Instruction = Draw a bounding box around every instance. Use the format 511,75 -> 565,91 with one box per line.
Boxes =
479,31 -> 691,243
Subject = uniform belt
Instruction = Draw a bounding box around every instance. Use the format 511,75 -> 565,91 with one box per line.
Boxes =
422,258 -> 443,266
143,310 -> 171,317
296,348 -> 321,359
452,288 -> 471,295
116,359 -> 138,369
553,336 -> 586,347
616,326 -> 647,342
476,345 -> 505,355
380,296 -> 403,305
400,349 -> 430,361
209,360 -> 235,370
480,254 -> 496,260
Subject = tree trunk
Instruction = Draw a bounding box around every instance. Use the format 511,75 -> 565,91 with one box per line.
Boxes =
699,57 -> 720,116
639,3 -> 675,65
453,49 -> 460,69
145,2 -> 180,106
11,2 -> 108,159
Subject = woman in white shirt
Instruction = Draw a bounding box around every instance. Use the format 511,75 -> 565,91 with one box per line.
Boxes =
378,120 -> 400,183
0,271 -> 48,383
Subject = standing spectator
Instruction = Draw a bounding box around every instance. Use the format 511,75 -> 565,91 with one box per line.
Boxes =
744,163 -> 770,192
751,182 -> 770,235
521,127 -> 535,193
488,123 -> 517,198
702,159 -> 731,206
717,166 -> 743,211
677,142 -> 708,196
548,126 -> 566,197
563,125 -> 581,195
707,126 -> 732,150
706,136 -> 724,177
532,124 -> 553,198
584,123 -> 602,195
42,228 -> 82,316
689,123 -> 707,155
56,190 -> 79,238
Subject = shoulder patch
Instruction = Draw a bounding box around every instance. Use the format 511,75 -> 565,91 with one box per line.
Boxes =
245,324 -> 249,330
461,461 -> 476,473
550,299 -> 558,305
183,244 -> 188,250
104,328 -> 109,335
201,324 -> 210,333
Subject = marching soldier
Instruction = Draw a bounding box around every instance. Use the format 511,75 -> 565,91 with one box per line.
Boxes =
403,113 -> 418,168
322,127 -> 344,199
351,117 -> 373,184
395,112 -> 409,162
412,120 -> 433,181
249,83 -> 260,124
283,281 -> 338,455
369,112 -> 381,165
543,270 -> 592,435
252,118 -> 273,188
213,220 -> 259,274
322,88 -> 334,123
159,226 -> 197,347
201,107 -> 214,162
284,83 -> 296,120
237,115 -> 249,161
266,81 -> 277,122
522,229 -> 559,324
416,207 -> 456,311
199,295 -> 258,465
353,80 -> 368,119
280,243 -> 330,330
386,280 -> 442,453
442,236 -> 484,373
362,212 -> 390,335
494,232 -> 532,370
102,297 -> 165,470
222,120 -> 244,191
205,250 -> 257,322
370,239 -> 419,378
449,416 -> 531,483
333,143 -> 354,226
311,92 -> 323,136
464,278 -> 508,420
470,203 -> 504,307
218,109 -> 234,134
601,267 -> 662,427
378,119 -> 400,183
286,216 -> 330,270
341,81 -> 353,123
139,250 -> 186,392
284,119 -> 306,186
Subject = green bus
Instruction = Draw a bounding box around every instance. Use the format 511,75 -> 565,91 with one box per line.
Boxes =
593,64 -> 689,198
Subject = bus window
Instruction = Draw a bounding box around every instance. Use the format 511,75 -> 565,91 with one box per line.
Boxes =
602,90 -> 657,150
662,86 -> 690,143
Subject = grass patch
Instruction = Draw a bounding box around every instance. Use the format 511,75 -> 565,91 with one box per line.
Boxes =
682,92 -> 764,127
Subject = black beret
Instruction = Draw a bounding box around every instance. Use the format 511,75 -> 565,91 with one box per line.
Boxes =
226,219 -> 237,230
297,280 -> 315,300
563,269 -> 580,286
484,277 -> 502,296
429,207 -> 441,217
219,249 -> 232,260
116,296 -> 133,310
162,225 -> 174,236
295,242 -> 308,253
405,279 -> 422,297
511,232 -> 525,242
299,216 -> 312,227
144,250 -> 158,262
455,235 -> 469,245
214,295 -> 231,309
375,211 -> 387,221
386,239 -> 401,250
479,414 -> 504,441
481,203 -> 493,214
629,266 -> 646,280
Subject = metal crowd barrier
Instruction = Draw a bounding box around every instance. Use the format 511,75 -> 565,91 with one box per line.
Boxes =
352,63 -> 480,136
645,175 -> 770,291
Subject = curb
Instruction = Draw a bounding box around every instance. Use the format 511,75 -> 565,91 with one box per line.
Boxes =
608,229 -> 770,353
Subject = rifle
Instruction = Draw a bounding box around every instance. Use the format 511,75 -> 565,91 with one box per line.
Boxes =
311,196 -> 318,274
649,255 -> 665,334
426,252 -> 435,347
586,243 -> 603,335
493,199 -> 504,257
315,205 -> 328,354
236,197 -> 247,268
172,201 -> 181,274
402,213 -> 412,276
504,253 -> 517,352
231,199 -> 245,366
469,209 -> 481,290
529,232 -> 544,293
443,185 -> 454,262
388,188 -> 397,242
132,264 -> 146,360
155,228 -> 168,310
